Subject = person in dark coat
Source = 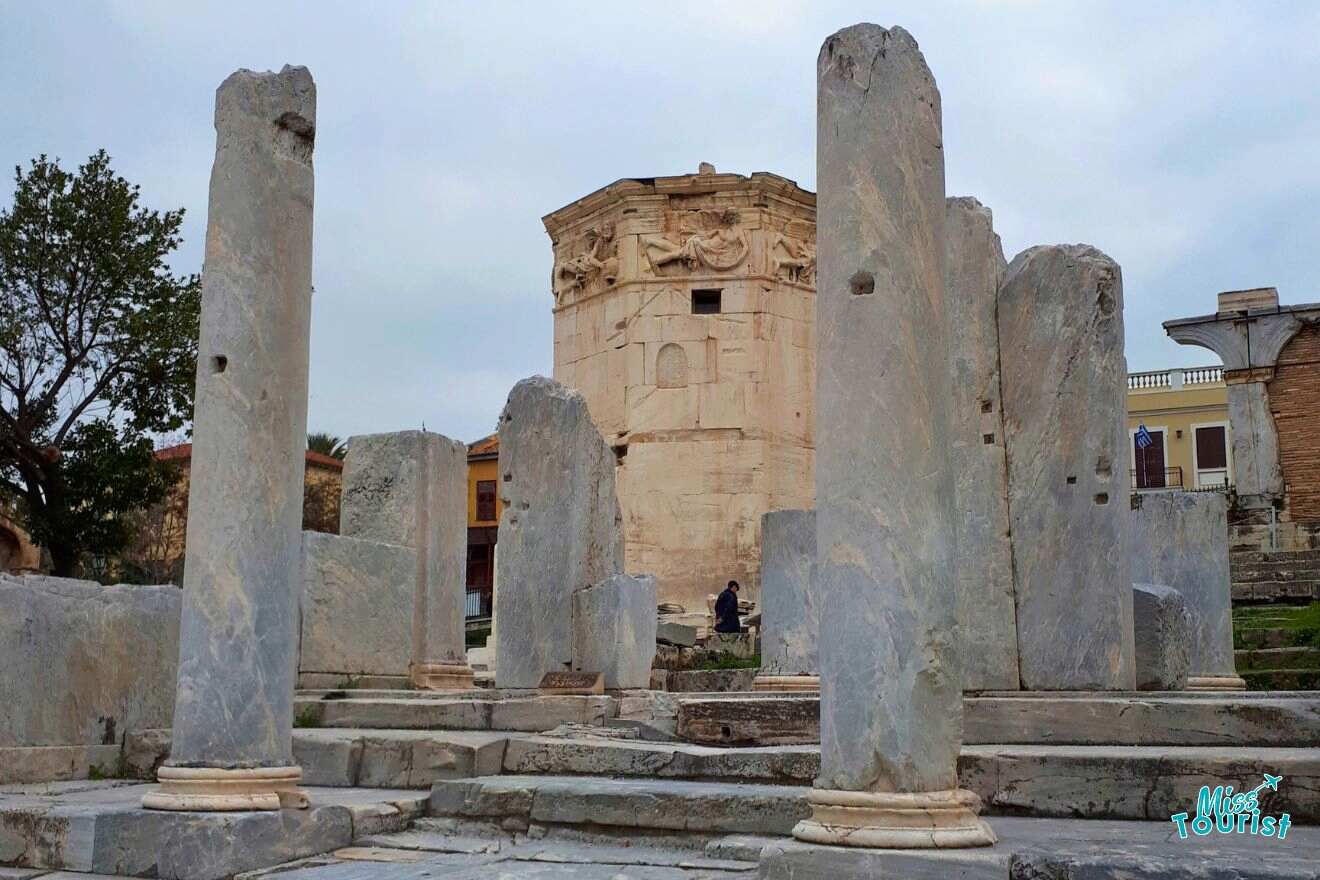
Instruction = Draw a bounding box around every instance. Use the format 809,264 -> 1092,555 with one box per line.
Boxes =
714,580 -> 741,633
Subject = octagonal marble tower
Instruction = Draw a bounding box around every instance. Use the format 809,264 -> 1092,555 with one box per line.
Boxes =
543,166 -> 816,610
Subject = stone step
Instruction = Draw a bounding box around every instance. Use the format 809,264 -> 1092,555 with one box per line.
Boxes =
428,775 -> 809,836
1236,627 -> 1306,649
1236,647 -> 1320,671
429,735 -> 1320,828
1243,669 -> 1320,690
501,734 -> 1320,821
294,693 -> 621,732
673,692 -> 1320,747
1233,581 -> 1320,602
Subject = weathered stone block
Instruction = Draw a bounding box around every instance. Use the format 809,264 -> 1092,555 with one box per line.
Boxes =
339,431 -> 427,546
494,377 -> 624,688
1132,583 -> 1193,690
571,573 -> 657,689
946,197 -> 1019,692
676,696 -> 819,746
759,510 -> 817,677
704,631 -> 757,661
299,531 -> 414,677
0,575 -> 179,748
656,622 -> 697,648
998,244 -> 1135,691
1128,492 -> 1239,685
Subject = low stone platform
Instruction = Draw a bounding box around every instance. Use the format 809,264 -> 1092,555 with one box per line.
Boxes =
0,781 -> 425,879
675,690 -> 1320,747
761,816 -> 1320,879
293,689 -> 647,732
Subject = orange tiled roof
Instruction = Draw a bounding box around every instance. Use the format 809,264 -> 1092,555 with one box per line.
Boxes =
467,433 -> 499,459
155,442 -> 344,471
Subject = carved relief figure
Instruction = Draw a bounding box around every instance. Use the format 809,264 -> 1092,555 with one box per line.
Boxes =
770,233 -> 816,285
641,209 -> 749,276
553,223 -> 619,305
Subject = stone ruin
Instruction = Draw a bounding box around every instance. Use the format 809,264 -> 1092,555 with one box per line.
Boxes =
0,22 -> 1316,880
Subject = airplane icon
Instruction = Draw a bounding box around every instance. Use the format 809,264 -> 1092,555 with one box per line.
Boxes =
1263,774 -> 1283,792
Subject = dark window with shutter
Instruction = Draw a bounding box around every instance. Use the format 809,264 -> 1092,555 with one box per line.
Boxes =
1134,430 -> 1167,489
1196,426 -> 1227,470
476,480 -> 497,522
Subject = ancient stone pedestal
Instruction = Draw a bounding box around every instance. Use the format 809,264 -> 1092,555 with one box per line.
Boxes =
998,245 -> 1136,691
340,431 -> 473,691
796,24 -> 993,849
145,66 -> 316,812
1132,583 -> 1193,690
945,197 -> 1020,692
753,510 -> 819,692
299,532 -> 414,680
1129,492 -> 1245,691
572,573 -> 657,689
494,377 -> 624,688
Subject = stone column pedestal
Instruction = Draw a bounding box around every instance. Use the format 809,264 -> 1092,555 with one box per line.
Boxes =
798,24 -> 992,849
794,789 -> 992,849
1187,675 -> 1248,691
145,65 -> 316,812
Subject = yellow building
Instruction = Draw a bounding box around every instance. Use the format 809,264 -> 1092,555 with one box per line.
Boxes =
465,434 -> 500,615
1126,366 -> 1232,492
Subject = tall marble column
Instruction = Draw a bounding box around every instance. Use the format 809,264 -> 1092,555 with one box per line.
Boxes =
793,24 -> 994,848
144,66 -> 315,811
411,435 -> 474,689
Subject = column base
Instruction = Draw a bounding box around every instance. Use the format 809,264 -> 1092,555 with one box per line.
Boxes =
142,765 -> 308,811
751,674 -> 820,692
792,787 -> 996,849
410,662 -> 476,690
1186,675 -> 1248,691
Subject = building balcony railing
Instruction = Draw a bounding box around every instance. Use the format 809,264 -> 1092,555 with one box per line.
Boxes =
1127,365 -> 1223,390
465,586 -> 492,620
1131,466 -> 1184,491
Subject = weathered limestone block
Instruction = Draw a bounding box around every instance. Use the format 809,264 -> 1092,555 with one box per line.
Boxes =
757,510 -> 817,678
572,573 -> 657,689
340,430 -> 471,689
495,376 -> 624,688
802,24 -> 993,848
1132,583 -> 1193,690
150,65 -> 316,812
656,622 -> 697,647
0,575 -> 179,748
298,531 -> 414,677
945,197 -> 1019,692
1128,492 -> 1244,690
676,696 -> 819,746
998,244 -> 1136,691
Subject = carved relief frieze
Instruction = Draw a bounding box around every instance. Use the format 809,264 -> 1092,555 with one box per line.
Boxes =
639,208 -> 750,277
552,222 -> 619,306
769,219 -> 816,286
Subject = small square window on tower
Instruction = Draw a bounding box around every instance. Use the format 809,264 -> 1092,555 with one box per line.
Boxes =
691,289 -> 722,315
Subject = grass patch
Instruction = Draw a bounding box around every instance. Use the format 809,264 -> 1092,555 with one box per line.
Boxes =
1233,601 -> 1320,648
696,653 -> 761,671
87,763 -> 110,781
293,706 -> 321,728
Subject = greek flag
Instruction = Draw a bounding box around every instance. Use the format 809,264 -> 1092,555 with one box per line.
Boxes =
1135,424 -> 1154,450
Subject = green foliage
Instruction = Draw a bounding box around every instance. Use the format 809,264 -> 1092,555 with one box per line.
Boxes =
293,705 -> 321,728
307,431 -> 346,460
696,652 -> 761,670
0,151 -> 199,575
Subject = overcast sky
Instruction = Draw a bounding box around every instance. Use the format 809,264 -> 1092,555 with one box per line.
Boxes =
3,1 -> 1318,444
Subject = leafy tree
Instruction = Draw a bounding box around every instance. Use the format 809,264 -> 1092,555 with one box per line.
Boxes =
0,151 -> 200,576
307,431 -> 346,460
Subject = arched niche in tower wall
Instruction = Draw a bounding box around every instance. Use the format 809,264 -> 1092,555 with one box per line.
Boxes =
656,343 -> 689,389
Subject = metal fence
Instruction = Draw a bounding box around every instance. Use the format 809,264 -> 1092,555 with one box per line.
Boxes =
465,587 -> 492,620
